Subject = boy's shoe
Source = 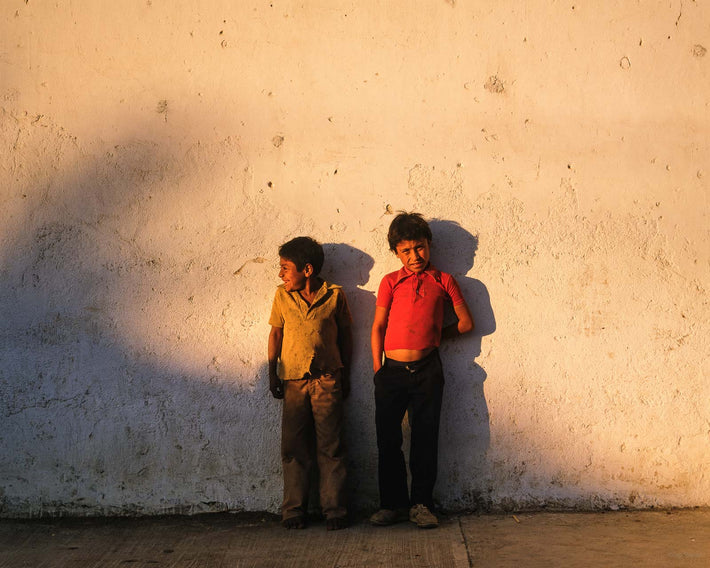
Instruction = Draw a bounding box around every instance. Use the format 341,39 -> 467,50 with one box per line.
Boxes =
409,504 -> 439,529
369,508 -> 409,526
282,515 -> 306,529
326,516 -> 348,531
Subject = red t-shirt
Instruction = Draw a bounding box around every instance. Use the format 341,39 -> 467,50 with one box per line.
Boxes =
376,265 -> 465,351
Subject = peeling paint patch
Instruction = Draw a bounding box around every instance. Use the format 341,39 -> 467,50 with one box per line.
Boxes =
156,100 -> 168,122
484,75 -> 505,94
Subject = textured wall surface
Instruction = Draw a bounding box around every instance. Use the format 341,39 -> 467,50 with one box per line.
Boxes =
1,1 -> 708,517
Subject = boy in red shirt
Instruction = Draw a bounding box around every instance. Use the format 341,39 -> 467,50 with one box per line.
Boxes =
370,213 -> 473,528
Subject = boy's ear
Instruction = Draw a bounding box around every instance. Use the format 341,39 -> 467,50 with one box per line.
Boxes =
303,263 -> 314,277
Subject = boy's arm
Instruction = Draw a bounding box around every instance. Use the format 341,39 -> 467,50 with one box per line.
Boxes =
442,301 -> 474,340
371,305 -> 389,373
268,326 -> 284,399
337,323 -> 353,399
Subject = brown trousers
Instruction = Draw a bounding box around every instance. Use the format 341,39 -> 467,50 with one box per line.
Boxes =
281,371 -> 347,520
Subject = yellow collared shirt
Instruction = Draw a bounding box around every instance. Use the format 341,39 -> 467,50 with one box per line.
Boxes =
269,280 -> 352,380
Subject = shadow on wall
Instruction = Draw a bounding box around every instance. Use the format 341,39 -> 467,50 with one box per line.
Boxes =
0,116 -> 389,517
2,113 -> 497,517
320,243 -> 378,511
0,124 -> 285,516
428,219 -> 496,511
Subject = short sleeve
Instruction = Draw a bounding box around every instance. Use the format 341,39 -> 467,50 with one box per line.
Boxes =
268,290 -> 285,328
376,275 -> 394,308
336,289 -> 353,328
444,274 -> 465,306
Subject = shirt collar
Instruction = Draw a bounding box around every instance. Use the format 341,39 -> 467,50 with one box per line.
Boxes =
310,280 -> 331,304
393,263 -> 441,284
284,279 -> 336,305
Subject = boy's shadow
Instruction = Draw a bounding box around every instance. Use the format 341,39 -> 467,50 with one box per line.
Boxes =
321,243 -> 377,335
320,243 -> 379,511
429,219 -> 496,511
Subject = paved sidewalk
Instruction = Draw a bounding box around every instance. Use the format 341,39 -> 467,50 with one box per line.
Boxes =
1,509 -> 708,567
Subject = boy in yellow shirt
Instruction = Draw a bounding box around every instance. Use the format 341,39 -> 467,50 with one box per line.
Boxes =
268,237 -> 352,530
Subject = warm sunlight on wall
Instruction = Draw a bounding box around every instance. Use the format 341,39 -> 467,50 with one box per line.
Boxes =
1,1 -> 708,516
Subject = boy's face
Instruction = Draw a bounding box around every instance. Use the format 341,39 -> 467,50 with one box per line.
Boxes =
278,257 -> 309,292
394,239 -> 430,273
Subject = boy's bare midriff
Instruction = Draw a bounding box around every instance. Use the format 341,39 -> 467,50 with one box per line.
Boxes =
384,347 -> 435,363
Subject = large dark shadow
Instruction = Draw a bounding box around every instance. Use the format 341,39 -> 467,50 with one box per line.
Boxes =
0,117 -> 286,517
320,243 -> 378,511
428,219 -> 496,512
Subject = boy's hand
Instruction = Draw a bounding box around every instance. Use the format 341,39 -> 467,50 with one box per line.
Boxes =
269,376 -> 284,399
268,327 -> 284,398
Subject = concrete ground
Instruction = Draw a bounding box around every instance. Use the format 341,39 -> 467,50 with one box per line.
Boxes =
1,509 -> 708,567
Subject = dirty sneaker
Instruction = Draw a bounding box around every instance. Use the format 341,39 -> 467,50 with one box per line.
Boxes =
409,504 -> 438,528
369,508 -> 409,526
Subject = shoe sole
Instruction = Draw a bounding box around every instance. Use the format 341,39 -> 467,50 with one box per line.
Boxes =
370,517 -> 407,526
409,515 -> 439,528
411,520 -> 439,529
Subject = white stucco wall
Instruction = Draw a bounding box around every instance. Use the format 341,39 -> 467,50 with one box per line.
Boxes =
1,1 -> 708,517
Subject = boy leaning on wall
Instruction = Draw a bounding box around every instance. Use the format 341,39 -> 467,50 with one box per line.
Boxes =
267,237 -> 353,531
370,212 -> 474,529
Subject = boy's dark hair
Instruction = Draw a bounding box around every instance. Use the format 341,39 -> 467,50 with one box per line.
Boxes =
279,236 -> 325,274
387,212 -> 432,251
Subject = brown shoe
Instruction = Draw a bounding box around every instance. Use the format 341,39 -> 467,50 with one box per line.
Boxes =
326,517 -> 348,531
369,508 -> 409,526
409,504 -> 438,528
282,515 -> 306,529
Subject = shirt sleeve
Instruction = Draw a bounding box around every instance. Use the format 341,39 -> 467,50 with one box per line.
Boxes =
268,290 -> 285,328
444,274 -> 466,306
376,275 -> 394,308
336,289 -> 353,328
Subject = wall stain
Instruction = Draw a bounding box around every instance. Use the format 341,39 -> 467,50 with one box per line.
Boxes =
156,100 -> 168,122
484,75 -> 505,94
233,257 -> 267,276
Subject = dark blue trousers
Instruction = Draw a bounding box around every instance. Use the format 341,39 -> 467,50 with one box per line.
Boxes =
374,349 -> 444,510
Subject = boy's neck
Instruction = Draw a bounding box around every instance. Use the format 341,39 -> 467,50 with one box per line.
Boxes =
298,276 -> 324,305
